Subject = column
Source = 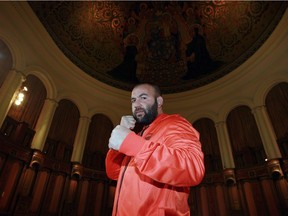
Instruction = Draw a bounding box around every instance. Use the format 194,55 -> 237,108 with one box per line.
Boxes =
0,69 -> 25,127
215,184 -> 227,216
243,182 -> 257,215
94,182 -> 104,215
30,98 -> 58,151
260,178 -> 281,215
200,186 -> 209,216
275,179 -> 288,208
215,121 -> 235,169
77,180 -> 88,215
228,185 -> 241,211
252,105 -> 281,159
71,116 -> 91,163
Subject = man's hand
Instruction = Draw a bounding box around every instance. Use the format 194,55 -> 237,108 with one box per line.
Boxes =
108,125 -> 132,150
120,115 -> 136,130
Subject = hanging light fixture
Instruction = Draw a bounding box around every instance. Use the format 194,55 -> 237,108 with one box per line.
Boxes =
14,86 -> 28,106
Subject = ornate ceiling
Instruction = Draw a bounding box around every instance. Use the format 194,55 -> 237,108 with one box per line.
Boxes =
29,1 -> 287,94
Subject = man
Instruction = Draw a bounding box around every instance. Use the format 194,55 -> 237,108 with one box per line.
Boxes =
106,83 -> 205,216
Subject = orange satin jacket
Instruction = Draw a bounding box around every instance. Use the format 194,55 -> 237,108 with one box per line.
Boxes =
105,114 -> 205,216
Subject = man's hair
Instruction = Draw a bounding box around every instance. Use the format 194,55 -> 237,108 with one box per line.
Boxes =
133,83 -> 162,97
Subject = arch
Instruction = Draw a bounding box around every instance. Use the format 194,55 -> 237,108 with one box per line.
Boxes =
24,66 -> 57,99
218,98 -> 254,122
187,111 -> 218,124
265,82 -> 288,143
0,30 -> 26,71
226,105 -> 266,168
193,117 -> 222,172
88,107 -> 122,126
83,113 -> 114,170
7,74 -> 47,129
44,99 -> 80,162
254,76 -> 288,106
56,92 -> 89,118
0,39 -> 13,87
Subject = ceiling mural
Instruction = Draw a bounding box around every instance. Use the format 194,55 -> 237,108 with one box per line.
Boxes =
29,1 -> 287,93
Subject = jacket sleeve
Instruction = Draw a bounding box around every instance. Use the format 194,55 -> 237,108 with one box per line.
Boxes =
119,116 -> 205,187
105,149 -> 126,180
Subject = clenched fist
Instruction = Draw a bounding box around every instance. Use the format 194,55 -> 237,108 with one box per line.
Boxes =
108,125 -> 132,150
120,115 -> 136,130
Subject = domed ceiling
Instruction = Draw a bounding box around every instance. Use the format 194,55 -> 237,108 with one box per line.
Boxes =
29,1 -> 287,94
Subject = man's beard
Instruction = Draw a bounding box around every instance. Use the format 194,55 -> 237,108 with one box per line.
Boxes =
133,100 -> 158,125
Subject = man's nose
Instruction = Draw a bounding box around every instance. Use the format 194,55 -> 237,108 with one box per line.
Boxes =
133,99 -> 141,107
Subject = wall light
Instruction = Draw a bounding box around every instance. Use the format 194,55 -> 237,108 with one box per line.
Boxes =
14,86 -> 28,106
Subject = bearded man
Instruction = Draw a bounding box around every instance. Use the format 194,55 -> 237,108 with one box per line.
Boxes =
106,83 -> 205,216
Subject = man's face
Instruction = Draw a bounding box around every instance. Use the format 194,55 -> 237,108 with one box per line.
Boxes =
131,85 -> 158,125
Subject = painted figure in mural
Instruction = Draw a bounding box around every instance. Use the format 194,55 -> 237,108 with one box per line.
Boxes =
105,83 -> 205,215
145,13 -> 181,63
182,27 -> 222,80
107,45 -> 139,83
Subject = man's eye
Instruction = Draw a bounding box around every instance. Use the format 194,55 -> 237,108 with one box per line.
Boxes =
140,96 -> 147,100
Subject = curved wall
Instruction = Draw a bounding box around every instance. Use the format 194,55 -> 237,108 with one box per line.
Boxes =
1,2 -> 287,125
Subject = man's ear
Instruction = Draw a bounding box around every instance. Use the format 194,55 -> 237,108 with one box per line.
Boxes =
157,96 -> 163,107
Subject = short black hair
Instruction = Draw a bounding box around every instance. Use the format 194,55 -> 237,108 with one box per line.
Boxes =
133,83 -> 162,97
